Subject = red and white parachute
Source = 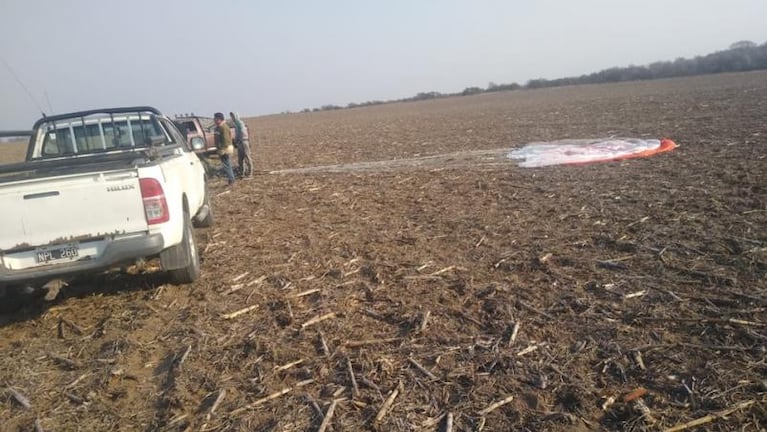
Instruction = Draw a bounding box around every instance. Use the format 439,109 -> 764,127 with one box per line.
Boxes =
508,138 -> 678,167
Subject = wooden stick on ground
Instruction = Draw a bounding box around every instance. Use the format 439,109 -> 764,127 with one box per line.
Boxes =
223,284 -> 244,295
728,318 -> 765,327
416,262 -> 432,272
663,400 -> 755,432
634,398 -> 656,425
374,382 -> 402,423
64,373 -> 90,390
509,322 -> 520,346
166,414 -> 188,427
317,399 -> 338,432
518,301 -> 554,320
516,343 -> 541,357
601,396 -> 616,411
632,351 -> 646,371
64,392 -> 84,405
419,310 -> 431,332
305,394 -> 324,420
318,331 -> 330,356
301,312 -> 336,329
476,416 -> 486,432
7,387 -> 31,409
289,288 -> 321,298
230,379 -> 314,415
478,395 -> 514,416
177,345 -> 192,368
421,413 -> 446,428
206,389 -> 226,420
247,275 -> 268,287
345,337 -> 402,348
221,305 -> 258,320
445,412 -> 454,432
430,265 -> 465,276
407,357 -> 437,380
346,358 -> 360,398
359,376 -> 382,394
274,359 -> 304,372
48,353 -> 82,370
59,317 -> 86,335
231,271 -> 250,283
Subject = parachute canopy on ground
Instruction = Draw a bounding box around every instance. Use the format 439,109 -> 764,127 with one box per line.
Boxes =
508,138 -> 678,167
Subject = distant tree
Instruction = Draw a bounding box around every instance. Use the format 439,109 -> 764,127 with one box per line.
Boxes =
486,81 -> 521,92
296,40 -> 767,113
461,86 -> 484,96
730,40 -> 757,50
525,79 -> 550,89
413,91 -> 443,100
495,82 -> 521,91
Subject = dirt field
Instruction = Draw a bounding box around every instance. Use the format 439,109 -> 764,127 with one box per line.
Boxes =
0,141 -> 26,164
1,72 -> 766,431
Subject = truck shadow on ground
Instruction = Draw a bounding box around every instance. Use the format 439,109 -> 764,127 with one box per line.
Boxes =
0,270 -> 169,326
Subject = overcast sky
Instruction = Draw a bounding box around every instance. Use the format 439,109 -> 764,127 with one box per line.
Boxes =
1,0 -> 765,129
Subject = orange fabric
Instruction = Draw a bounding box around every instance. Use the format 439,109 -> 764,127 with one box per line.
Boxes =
565,139 -> 677,165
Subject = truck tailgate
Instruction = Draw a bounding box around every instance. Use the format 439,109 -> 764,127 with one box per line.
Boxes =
0,170 -> 149,252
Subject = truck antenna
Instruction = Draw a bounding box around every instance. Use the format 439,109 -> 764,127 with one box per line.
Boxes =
1,56 -> 47,117
44,88 -> 54,115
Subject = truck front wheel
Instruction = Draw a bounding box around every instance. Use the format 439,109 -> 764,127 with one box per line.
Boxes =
164,211 -> 201,284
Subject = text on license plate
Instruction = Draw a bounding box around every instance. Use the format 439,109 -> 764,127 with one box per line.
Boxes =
35,244 -> 79,263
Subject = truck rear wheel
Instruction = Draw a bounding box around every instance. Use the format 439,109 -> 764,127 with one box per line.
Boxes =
165,211 -> 201,284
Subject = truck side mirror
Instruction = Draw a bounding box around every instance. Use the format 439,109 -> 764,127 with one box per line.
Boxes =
191,136 -> 205,151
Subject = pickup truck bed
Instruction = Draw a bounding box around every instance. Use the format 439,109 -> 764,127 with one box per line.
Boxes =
0,107 -> 211,296
0,150 -> 162,183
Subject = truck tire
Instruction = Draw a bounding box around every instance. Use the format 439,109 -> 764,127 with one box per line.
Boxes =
194,184 -> 214,228
166,211 -> 201,284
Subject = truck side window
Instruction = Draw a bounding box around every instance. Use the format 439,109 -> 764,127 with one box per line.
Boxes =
42,129 -> 74,157
41,131 -> 59,156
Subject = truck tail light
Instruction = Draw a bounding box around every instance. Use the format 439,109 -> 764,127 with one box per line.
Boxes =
139,178 -> 169,225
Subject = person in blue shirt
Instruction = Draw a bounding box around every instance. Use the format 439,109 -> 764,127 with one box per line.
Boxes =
230,112 -> 253,177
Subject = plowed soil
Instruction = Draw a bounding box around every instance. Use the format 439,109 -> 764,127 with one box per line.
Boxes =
2,71 -> 766,431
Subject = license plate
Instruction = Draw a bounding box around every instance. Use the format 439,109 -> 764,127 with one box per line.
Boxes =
35,243 -> 79,264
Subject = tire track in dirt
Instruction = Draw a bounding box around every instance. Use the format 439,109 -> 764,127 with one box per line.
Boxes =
269,148 -> 516,174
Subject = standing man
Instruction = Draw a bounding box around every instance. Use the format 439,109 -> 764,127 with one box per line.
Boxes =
213,112 -> 235,186
230,111 -> 253,177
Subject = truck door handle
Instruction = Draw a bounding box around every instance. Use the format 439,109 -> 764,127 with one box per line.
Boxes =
24,191 -> 60,200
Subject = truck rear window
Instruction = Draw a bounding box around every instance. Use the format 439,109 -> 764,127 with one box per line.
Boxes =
37,114 -> 174,159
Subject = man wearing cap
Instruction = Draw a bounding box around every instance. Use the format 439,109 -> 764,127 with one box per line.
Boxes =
213,112 -> 235,185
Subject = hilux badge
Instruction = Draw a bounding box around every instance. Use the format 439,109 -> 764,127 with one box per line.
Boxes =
107,184 -> 136,192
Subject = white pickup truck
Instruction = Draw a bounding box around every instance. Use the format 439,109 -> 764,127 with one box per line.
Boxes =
0,106 -> 213,298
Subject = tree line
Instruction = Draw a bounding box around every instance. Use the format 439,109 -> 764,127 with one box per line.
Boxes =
300,40 -> 767,113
